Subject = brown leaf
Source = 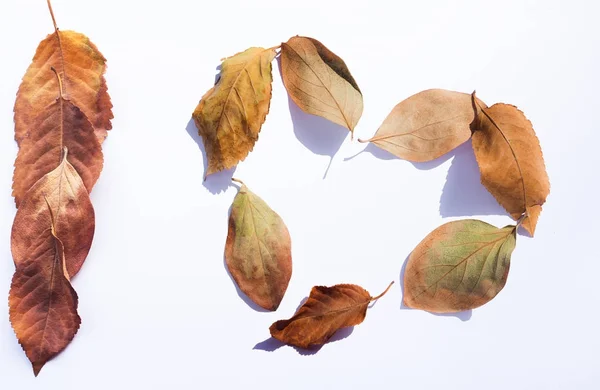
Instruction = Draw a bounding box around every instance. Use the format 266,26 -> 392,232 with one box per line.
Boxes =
192,47 -> 277,177
359,89 -> 481,162
225,179 -> 292,311
403,219 -> 516,313
471,94 -> 550,235
9,210 -> 81,376
12,92 -> 103,207
14,20 -> 113,144
12,149 -> 95,278
270,282 -> 393,348
280,36 -> 363,134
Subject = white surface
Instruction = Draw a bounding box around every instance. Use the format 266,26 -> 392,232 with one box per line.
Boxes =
0,0 -> 598,388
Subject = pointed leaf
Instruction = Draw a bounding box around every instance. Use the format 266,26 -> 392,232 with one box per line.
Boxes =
192,47 -> 277,176
471,95 -> 550,235
280,36 -> 363,134
12,96 -> 103,207
9,217 -> 80,376
12,151 -> 95,278
14,30 -> 113,144
225,181 -> 292,311
360,89 -> 479,162
270,282 -> 393,348
403,219 -> 516,313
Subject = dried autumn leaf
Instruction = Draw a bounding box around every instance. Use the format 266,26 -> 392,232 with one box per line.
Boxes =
471,94 -> 550,236
12,149 -> 95,278
358,89 -> 480,162
12,86 -> 103,207
280,36 -> 363,135
14,1 -> 112,144
192,47 -> 277,177
225,179 -> 292,311
403,219 -> 516,313
270,282 -> 393,348
9,211 -> 80,376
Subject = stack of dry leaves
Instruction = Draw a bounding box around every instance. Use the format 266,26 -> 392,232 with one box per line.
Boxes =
192,37 -> 549,349
8,0 -> 112,376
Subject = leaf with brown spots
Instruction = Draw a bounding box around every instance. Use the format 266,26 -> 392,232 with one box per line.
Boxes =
471,93 -> 550,236
359,89 -> 481,162
403,219 -> 516,313
280,36 -> 363,135
12,149 -> 95,278
192,47 -> 277,177
270,282 -> 393,348
12,76 -> 103,207
225,179 -> 292,311
14,0 -> 112,145
9,204 -> 80,377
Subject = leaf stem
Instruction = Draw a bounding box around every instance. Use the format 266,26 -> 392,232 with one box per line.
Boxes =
357,138 -> 370,143
50,67 -> 64,99
47,0 -> 58,32
231,178 -> 246,187
267,45 -> 281,52
371,281 -> 394,301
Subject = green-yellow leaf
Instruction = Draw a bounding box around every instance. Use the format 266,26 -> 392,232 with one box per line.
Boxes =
403,219 -> 516,313
225,180 -> 292,311
192,47 -> 277,177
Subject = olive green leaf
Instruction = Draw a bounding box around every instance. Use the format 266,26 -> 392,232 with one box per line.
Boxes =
225,179 -> 292,311
403,219 -> 516,313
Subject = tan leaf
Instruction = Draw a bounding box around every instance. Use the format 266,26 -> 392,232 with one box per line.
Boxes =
12,90 -> 103,207
359,89 -> 480,162
12,149 -> 95,278
14,11 -> 113,145
403,219 -> 516,313
192,47 -> 277,177
280,36 -> 363,134
471,94 -> 550,235
270,282 -> 393,348
9,211 -> 80,376
225,180 -> 292,311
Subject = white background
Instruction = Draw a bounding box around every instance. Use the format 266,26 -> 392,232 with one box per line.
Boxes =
0,0 -> 598,388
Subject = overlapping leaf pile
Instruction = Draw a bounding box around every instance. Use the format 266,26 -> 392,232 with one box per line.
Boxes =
8,0 -> 112,376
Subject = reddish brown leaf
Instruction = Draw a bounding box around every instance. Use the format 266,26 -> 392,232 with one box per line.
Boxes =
225,180 -> 292,310
12,91 -> 103,208
270,282 -> 393,348
471,94 -> 550,235
12,150 -> 95,278
9,211 -> 80,376
14,1 -> 112,145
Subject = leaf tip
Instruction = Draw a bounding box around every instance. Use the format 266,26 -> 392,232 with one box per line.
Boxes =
32,361 -> 44,377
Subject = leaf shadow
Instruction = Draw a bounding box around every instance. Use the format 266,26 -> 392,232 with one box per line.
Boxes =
439,140 -> 506,218
399,253 -> 472,321
276,58 -> 348,179
185,118 -> 236,194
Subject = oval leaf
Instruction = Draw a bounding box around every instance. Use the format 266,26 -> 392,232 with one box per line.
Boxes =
12,151 -> 95,278
359,89 -> 477,162
192,47 -> 277,177
280,36 -> 363,134
13,96 -> 103,207
471,94 -> 550,235
9,216 -> 80,376
270,282 -> 393,348
403,219 -> 516,313
225,180 -> 292,311
14,29 -> 113,144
